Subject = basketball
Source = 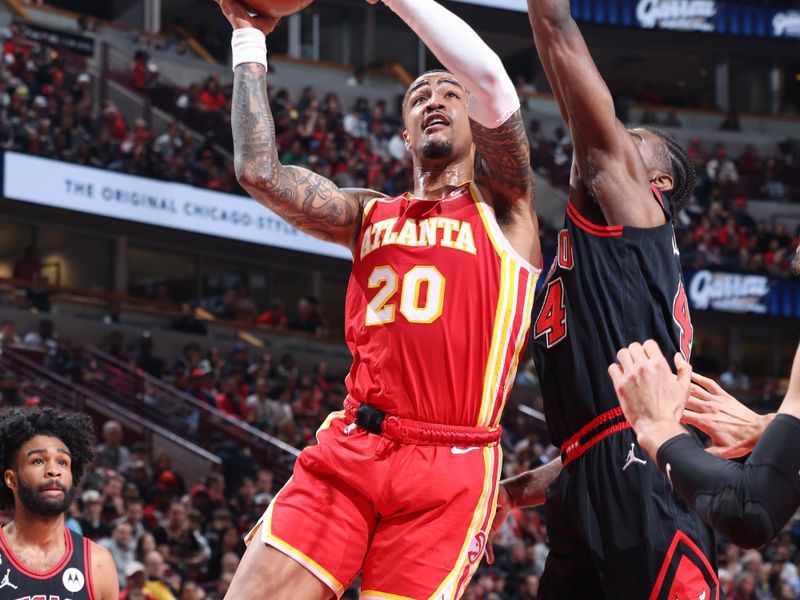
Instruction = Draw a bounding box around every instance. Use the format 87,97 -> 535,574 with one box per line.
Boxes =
243,0 -> 314,17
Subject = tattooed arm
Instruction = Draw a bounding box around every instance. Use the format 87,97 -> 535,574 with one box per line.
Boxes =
217,0 -> 380,249
375,0 -> 536,253
472,110 -> 533,213
233,63 -> 378,248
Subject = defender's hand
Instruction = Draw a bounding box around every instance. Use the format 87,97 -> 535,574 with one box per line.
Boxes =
609,341 -> 691,428
609,341 -> 691,458
485,483 -> 513,565
215,0 -> 281,34
682,372 -> 773,459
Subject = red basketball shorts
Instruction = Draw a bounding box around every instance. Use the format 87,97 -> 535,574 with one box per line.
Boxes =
246,412 -> 502,599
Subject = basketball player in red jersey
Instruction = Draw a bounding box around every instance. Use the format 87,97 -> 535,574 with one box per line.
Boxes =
214,0 -> 541,597
0,406 -> 118,600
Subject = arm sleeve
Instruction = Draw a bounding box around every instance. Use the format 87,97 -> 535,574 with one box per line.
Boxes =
656,414 -> 800,548
381,0 -> 519,128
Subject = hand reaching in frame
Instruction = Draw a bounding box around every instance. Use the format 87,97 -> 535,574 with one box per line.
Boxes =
681,372 -> 773,459
485,483 -> 513,565
608,340 -> 691,459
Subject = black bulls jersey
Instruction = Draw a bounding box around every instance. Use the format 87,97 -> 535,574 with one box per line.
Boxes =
0,526 -> 94,600
531,190 -> 692,447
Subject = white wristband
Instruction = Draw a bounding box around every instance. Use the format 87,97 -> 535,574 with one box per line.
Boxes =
231,28 -> 268,72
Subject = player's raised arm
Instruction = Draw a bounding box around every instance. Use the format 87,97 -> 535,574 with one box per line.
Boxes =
218,0 -> 380,250
378,0 -> 532,213
527,0 -> 661,227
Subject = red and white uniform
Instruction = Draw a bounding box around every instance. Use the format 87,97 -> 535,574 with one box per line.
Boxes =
250,183 -> 539,600
346,182 -> 538,427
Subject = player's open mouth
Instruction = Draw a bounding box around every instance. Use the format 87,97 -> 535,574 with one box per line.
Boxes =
422,112 -> 450,133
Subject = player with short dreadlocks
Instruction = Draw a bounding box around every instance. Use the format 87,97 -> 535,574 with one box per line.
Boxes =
0,406 -> 118,599
642,126 -> 697,216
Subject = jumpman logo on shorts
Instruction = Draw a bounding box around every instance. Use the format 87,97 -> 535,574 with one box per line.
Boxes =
0,568 -> 18,590
622,443 -> 647,471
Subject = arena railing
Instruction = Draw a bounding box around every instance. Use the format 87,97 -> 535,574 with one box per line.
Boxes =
14,0 -> 215,63
0,345 -> 222,485
82,345 -> 300,483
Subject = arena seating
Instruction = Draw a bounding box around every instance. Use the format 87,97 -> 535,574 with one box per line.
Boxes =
2,6 -> 800,598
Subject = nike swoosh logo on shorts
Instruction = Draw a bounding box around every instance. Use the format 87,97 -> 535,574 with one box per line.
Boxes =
451,446 -> 480,455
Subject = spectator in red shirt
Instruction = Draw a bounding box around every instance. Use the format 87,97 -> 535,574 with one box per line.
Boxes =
215,375 -> 246,419
13,245 -> 43,282
132,50 -> 148,90
102,100 -> 128,141
198,75 -> 225,112
132,118 -> 153,144
256,300 -> 287,328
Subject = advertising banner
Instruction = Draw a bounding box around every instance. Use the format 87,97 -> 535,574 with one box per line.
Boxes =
2,152 -> 352,261
451,0 -> 800,39
16,21 -> 96,56
684,269 -> 800,318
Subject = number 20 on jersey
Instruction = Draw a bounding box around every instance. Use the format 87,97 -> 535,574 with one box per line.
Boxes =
366,265 -> 446,325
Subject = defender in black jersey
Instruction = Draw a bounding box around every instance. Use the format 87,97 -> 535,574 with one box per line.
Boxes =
486,0 -> 718,598
529,190 -> 717,600
0,407 -> 117,600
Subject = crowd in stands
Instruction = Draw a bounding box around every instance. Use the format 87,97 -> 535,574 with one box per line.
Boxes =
1,300 -> 799,598
0,27 -> 240,192
3,23 -> 800,282
3,8 -> 800,600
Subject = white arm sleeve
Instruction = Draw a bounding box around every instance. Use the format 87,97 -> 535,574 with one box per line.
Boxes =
382,0 -> 519,129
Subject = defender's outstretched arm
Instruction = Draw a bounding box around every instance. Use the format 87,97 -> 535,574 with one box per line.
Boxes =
528,0 -> 658,226
233,63 -> 371,248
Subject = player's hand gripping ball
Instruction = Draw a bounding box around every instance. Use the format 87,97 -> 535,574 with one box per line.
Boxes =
242,0 -> 314,17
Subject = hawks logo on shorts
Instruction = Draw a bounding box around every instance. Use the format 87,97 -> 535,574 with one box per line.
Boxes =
467,532 -> 487,565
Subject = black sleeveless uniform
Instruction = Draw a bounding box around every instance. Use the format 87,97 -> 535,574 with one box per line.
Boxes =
0,526 -> 95,600
531,191 -> 719,600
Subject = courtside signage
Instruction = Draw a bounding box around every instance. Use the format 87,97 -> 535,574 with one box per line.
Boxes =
2,152 -> 351,260
773,11 -> 800,37
686,270 -> 771,314
635,0 -> 717,32
450,0 -> 800,38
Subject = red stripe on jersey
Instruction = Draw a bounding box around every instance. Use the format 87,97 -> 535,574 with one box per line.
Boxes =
346,185 -> 536,427
454,445 -> 501,597
488,267 -> 532,426
0,527 -> 73,578
649,530 -> 719,600
85,537 -> 96,600
567,201 -> 623,237
651,184 -> 666,210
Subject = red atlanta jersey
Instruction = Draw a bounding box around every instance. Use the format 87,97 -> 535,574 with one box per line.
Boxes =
344,183 -> 539,427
